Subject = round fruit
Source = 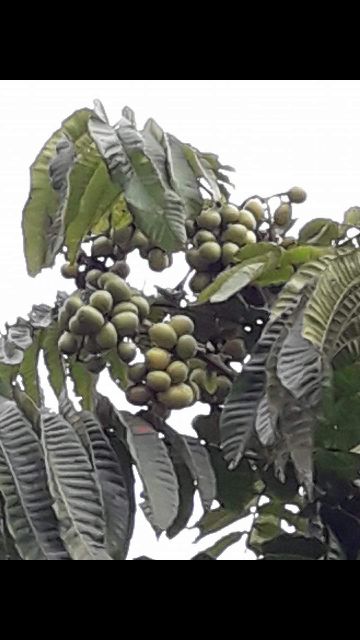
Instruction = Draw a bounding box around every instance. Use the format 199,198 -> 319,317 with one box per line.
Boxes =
58,307 -> 70,332
85,357 -> 106,374
58,331 -> 80,355
74,306 -> 105,335
238,209 -> 257,230
189,368 -> 206,386
65,295 -> 83,316
166,361 -> 189,384
215,375 -> 232,402
61,262 -> 78,279
149,323 -> 178,350
223,338 -> 246,360
130,229 -> 149,250
85,269 -> 103,287
90,290 -> 113,314
146,347 -> 171,371
148,248 -> 169,272
117,340 -> 137,363
146,370 -> 172,392
112,302 -> 139,316
68,316 -> 83,335
130,296 -> 150,320
189,272 -> 212,293
185,248 -> 211,271
188,358 -> 206,370
169,315 -> 194,337
197,209 -> 222,230
221,242 -> 239,266
109,261 -> 130,279
220,204 -> 239,224
245,230 -> 257,244
198,241 -> 222,264
176,335 -> 198,360
193,230 -> 217,247
274,203 -> 291,227
287,186 -> 307,204
112,311 -> 139,337
126,385 -> 153,406
104,275 -> 131,303
92,235 -> 114,258
128,363 -> 147,384
244,199 -> 264,221
112,225 -> 134,246
222,223 -> 248,246
95,322 -> 118,350
158,383 -> 194,409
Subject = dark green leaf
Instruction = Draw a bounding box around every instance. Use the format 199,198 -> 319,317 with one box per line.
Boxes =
41,322 -> 66,398
298,218 -> 341,246
192,531 -> 242,559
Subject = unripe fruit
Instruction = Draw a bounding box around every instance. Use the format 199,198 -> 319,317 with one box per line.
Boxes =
245,230 -> 257,244
222,223 -> 248,246
117,340 -> 137,363
74,306 -> 105,335
176,335 -> 198,360
185,248 -> 211,271
274,203 -> 291,227
90,290 -> 113,314
223,338 -> 246,360
130,296 -> 150,320
98,272 -> 117,289
146,370 -> 172,392
85,269 -> 103,287
65,295 -> 83,316
220,204 -> 239,224
112,302 -> 139,316
215,375 -> 232,402
158,383 -> 194,409
58,331 -> 80,355
95,322 -> 118,350
146,347 -> 171,371
185,219 -> 196,238
149,323 -> 178,350
112,311 -> 139,337
58,308 -> 70,332
189,368 -> 206,386
112,225 -> 134,246
287,186 -> 307,204
109,261 -> 130,279
238,209 -> 257,230
128,363 -> 147,383
193,230 -> 217,247
61,262 -> 78,279
139,247 -> 150,259
166,361 -> 189,384
198,241 -> 222,264
83,335 -> 100,354
126,385 -> 153,406
104,275 -> 131,303
188,358 -> 206,370
244,199 -> 264,221
92,235 -> 114,258
148,248 -> 169,272
169,315 -> 194,337
221,242 -> 240,266
130,229 -> 149,250
85,357 -> 106,374
197,209 -> 222,230
68,316 -> 83,335
189,272 -> 212,293
189,381 -> 200,403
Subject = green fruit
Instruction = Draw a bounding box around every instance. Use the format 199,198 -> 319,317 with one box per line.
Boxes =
112,311 -> 139,337
85,357 -> 106,374
95,322 -> 118,350
104,275 -> 131,303
146,347 -> 171,371
112,302 -> 139,316
92,235 -> 114,258
245,230 -> 257,244
149,323 -> 178,350
176,335 -> 198,360
198,241 -> 221,264
148,248 -> 169,272
223,338 -> 246,360
58,331 -> 80,355
139,247 -> 150,259
220,204 -> 239,224
109,261 -> 130,279
222,223 -> 248,246
130,296 -> 150,319
68,316 -> 83,336
185,219 -> 196,238
274,203 -> 291,226
83,335 -> 100,354
189,272 -> 212,293
58,307 -> 70,332
146,370 -> 172,392
64,295 -> 83,316
126,385 -> 153,406
90,290 -> 113,314
129,229 -> 149,250
244,199 -> 264,221
189,368 -> 206,386
193,230 -> 217,247
117,340 -> 137,363
169,315 -> 194,337
197,209 -> 222,230
157,383 -> 194,409
85,269 -> 103,287
128,363 -> 147,383
188,358 -> 206,370
74,306 -> 105,335
166,361 -> 189,384
185,248 -> 211,271
221,242 -> 239,266
61,262 -> 78,279
238,209 -> 257,230
112,225 -> 134,247
215,375 -> 232,402
287,186 -> 307,204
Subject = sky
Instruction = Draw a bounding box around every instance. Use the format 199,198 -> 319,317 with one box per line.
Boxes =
1,79 -> 360,559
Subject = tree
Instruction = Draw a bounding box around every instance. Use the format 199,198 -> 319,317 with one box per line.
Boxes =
0,100 -> 359,560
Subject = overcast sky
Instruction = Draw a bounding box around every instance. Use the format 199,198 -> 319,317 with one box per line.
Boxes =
1,79 -> 360,559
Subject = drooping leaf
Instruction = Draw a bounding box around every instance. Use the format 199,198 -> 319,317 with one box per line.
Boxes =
255,394 -> 276,447
0,336 -> 24,366
68,360 -> 97,411
198,258 -> 271,304
255,264 -> 295,287
106,350 -> 128,390
280,395 -> 315,499
261,533 -> 325,559
28,304 -> 53,328
182,144 -> 222,201
208,446 -> 261,513
6,318 -> 33,350
248,501 -> 283,554
19,333 -> 42,406
184,436 -> 217,511
192,531 -> 242,559
298,218 -> 341,246
282,245 -> 334,266
41,322 -> 66,399
195,507 -> 242,541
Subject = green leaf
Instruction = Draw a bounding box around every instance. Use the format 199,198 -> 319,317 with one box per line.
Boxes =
208,446 -> 261,512
164,133 -> 203,219
195,507 -> 242,540
41,322 -> 66,398
192,531 -> 242,559
255,264 -> 295,287
344,206 -> 360,226
0,336 -> 24,366
106,349 -> 128,390
184,436 -> 217,511
68,360 -> 97,411
198,259 -> 270,304
183,144 -> 222,201
282,245 -> 334,266
298,218 -> 341,246
233,242 -> 282,263
262,533 -> 325,559
7,318 -> 33,349
249,501 -> 283,554
19,333 -> 42,406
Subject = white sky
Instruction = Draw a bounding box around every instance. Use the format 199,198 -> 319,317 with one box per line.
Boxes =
1,79 -> 360,560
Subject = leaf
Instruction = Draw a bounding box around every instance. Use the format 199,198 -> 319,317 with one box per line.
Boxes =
344,206 -> 360,227
208,446 -> 261,512
164,134 -> 203,219
19,333 -> 42,406
28,304 -> 53,328
298,218 -> 341,246
0,336 -> 24,366
68,360 -> 97,411
166,461 -> 195,539
0,397 -> 68,560
41,322 -> 66,398
105,349 -> 128,390
248,501 -> 283,554
41,411 -> 110,560
184,436 -> 217,511
234,242 -> 282,263
198,259 -> 270,304
192,531 -> 242,559
261,533 -> 325,559
22,108 -> 92,276
183,144 -> 221,201
195,507 -> 242,540
255,395 -> 276,447
6,318 -> 33,349
280,395 -> 315,499
255,264 -> 295,287
282,245 -> 334,266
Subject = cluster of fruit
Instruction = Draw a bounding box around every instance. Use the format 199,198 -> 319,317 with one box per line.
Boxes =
185,200 -> 264,293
